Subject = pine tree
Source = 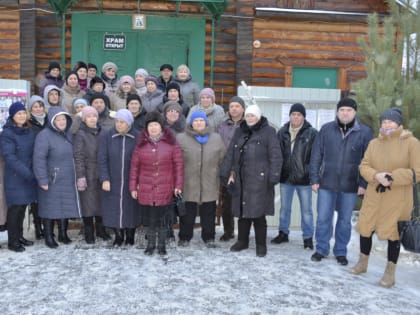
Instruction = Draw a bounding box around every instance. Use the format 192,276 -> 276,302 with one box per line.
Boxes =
353,0 -> 420,137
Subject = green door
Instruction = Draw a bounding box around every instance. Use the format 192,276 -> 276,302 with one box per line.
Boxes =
72,14 -> 205,86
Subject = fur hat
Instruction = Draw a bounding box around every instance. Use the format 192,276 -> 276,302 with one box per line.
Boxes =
163,101 -> 182,114
145,111 -> 165,129
189,110 -> 208,125
166,82 -> 181,95
289,103 -> 306,118
115,109 -> 134,126
229,96 -> 245,109
102,61 -> 118,73
48,61 -> 61,72
89,76 -> 105,89
380,107 -> 403,126
81,106 -> 98,122
160,64 -> 173,71
135,68 -> 149,78
126,94 -> 142,107
245,105 -> 262,121
9,102 -> 26,119
119,75 -> 135,87
199,88 -> 215,103
145,75 -> 159,86
337,98 -> 357,111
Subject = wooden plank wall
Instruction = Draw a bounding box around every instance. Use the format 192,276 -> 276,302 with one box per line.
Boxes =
0,10 -> 20,79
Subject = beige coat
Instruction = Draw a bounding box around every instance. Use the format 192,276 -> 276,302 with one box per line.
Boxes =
176,126 -> 226,203
357,126 -> 420,240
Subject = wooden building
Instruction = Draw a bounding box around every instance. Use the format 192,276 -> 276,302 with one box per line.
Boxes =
0,0 -> 390,105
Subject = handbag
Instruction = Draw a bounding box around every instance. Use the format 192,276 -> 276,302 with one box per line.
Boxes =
398,169 -> 420,253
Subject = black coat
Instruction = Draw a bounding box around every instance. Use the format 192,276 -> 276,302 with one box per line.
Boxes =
33,107 -> 82,219
73,122 -> 102,217
278,120 -> 318,185
98,126 -> 140,228
221,117 -> 282,218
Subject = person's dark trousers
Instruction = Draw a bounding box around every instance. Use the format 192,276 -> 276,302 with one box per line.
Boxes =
179,201 -> 216,242
220,186 -> 234,237
57,219 -> 72,244
125,228 -> 136,245
237,216 -> 266,245
7,205 -> 27,248
83,216 -> 95,244
179,202 -> 197,241
30,202 -> 43,239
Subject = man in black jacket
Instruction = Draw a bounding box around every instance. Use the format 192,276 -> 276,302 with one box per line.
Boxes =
271,103 -> 317,250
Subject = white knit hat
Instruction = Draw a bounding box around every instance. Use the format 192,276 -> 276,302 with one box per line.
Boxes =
245,105 -> 262,120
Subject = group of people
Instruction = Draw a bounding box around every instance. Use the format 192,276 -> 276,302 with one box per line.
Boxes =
0,59 -> 419,289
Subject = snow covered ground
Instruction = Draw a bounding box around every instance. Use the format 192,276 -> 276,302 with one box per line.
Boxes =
0,221 -> 419,315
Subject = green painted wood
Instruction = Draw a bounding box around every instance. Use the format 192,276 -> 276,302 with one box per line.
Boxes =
71,14 -> 205,87
292,67 -> 338,89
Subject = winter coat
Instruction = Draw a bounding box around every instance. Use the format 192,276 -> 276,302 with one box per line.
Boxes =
187,103 -> 225,132
109,89 -> 138,112
129,128 -> 184,206
357,126 -> 420,241
157,76 -> 174,92
33,107 -> 81,219
278,120 -> 318,185
0,119 -> 36,207
136,85 -> 147,97
132,107 -> 148,132
98,126 -> 140,228
310,118 -> 373,193
217,115 -> 243,148
29,114 -> 47,135
164,115 -> 186,136
173,75 -> 200,109
176,126 -> 226,203
61,83 -> 85,115
221,117 -> 282,218
39,72 -> 64,97
141,90 -> 164,113
73,122 -> 102,217
0,152 -> 7,225
101,73 -> 118,96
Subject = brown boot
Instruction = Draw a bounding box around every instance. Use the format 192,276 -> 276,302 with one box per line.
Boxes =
379,262 -> 396,288
350,253 -> 369,275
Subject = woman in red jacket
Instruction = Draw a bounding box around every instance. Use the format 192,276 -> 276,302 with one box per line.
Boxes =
129,111 -> 184,256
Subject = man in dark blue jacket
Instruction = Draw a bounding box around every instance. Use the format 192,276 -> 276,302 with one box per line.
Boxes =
310,98 -> 372,266
271,103 -> 317,250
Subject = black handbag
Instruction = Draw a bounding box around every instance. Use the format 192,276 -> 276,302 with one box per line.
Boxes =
398,169 -> 420,253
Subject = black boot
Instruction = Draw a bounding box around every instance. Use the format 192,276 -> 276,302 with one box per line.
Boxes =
43,219 -> 58,248
254,216 -> 267,257
230,218 -> 251,252
125,228 -> 135,246
95,216 -> 111,241
7,205 -> 25,252
83,217 -> 95,244
113,228 -> 124,247
144,227 -> 156,255
30,202 -> 44,240
57,219 -> 72,244
158,227 -> 167,255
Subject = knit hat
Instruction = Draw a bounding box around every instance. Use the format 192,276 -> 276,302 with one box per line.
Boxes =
166,82 -> 181,95
87,63 -> 97,70
380,107 -> 403,126
115,109 -> 134,126
135,68 -> 149,78
9,102 -> 26,118
337,98 -> 357,111
65,71 -> 79,84
28,95 -> 45,110
163,101 -> 182,114
189,110 -> 208,125
89,76 -> 106,89
126,94 -> 142,107
48,61 -> 61,72
289,103 -> 306,118
160,64 -> 173,71
229,96 -> 245,109
145,111 -> 165,129
199,88 -> 215,102
145,75 -> 159,86
102,61 -> 118,73
245,105 -> 262,121
90,93 -> 109,106
72,98 -> 88,111
81,106 -> 98,122
119,75 -> 135,87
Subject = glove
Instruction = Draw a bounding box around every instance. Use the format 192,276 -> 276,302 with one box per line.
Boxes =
376,184 -> 391,193
77,177 -> 87,191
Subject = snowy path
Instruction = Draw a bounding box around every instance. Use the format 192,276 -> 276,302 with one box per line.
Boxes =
0,226 -> 419,314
